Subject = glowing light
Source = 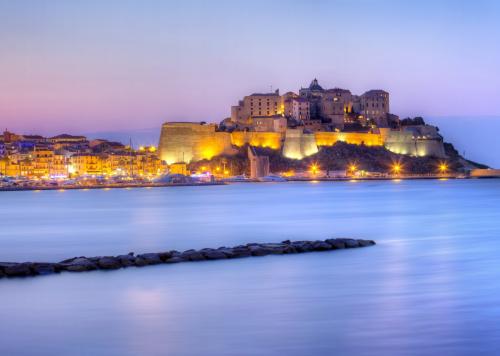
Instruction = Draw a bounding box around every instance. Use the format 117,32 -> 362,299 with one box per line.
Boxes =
392,163 -> 402,175
438,162 -> 448,174
309,163 -> 320,175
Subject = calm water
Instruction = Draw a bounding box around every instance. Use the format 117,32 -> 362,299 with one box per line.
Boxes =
1,180 -> 500,355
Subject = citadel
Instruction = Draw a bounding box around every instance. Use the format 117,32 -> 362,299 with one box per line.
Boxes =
158,79 -> 446,165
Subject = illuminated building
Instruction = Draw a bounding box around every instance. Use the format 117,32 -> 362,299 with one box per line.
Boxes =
70,154 -> 104,176
230,90 -> 284,127
356,90 -> 390,127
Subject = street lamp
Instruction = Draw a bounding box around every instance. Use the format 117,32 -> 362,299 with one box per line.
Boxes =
392,163 -> 402,175
348,163 -> 357,176
309,163 -> 320,175
438,162 -> 448,174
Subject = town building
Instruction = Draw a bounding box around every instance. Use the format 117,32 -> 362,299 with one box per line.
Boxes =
0,131 -> 164,178
252,115 -> 287,133
230,90 -> 284,127
358,90 -> 390,126
229,79 -> 392,132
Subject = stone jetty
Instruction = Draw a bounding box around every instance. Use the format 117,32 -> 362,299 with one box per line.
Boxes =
0,238 -> 375,279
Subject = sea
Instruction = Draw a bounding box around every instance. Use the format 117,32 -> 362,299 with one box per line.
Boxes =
1,180 -> 500,355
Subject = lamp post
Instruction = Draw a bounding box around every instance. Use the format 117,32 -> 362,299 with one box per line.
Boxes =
438,162 -> 448,175
392,163 -> 402,176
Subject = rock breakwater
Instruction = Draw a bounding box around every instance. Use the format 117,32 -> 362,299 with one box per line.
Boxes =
0,238 -> 375,279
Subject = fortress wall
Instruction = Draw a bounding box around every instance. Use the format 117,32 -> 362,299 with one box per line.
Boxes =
314,132 -> 384,147
159,123 -> 446,165
230,131 -> 282,149
382,130 -> 446,158
282,129 -> 319,160
158,123 -> 232,164
382,130 -> 416,155
415,140 -> 446,158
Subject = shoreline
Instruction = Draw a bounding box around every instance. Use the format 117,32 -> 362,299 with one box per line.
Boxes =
0,181 -> 225,192
0,238 -> 375,279
285,174 -> 460,182
1,175 -> 498,192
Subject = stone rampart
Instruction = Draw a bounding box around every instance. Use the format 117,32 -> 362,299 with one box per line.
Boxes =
230,131 -> 282,149
282,129 -> 319,159
158,122 -> 233,164
158,122 -> 447,164
315,131 -> 384,147
380,129 -> 446,158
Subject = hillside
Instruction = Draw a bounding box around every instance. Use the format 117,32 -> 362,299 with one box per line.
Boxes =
189,141 -> 486,176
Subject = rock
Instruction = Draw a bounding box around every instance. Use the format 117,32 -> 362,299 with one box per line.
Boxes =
4,263 -> 33,277
138,253 -> 162,265
341,239 -> 360,248
325,239 -> 346,249
97,257 -> 122,270
61,257 -> 97,272
158,251 -> 172,261
87,256 -> 101,263
59,257 -> 78,264
117,254 -> 135,267
0,262 -> 17,270
231,247 -> 252,258
281,240 -> 291,245
134,257 -> 148,267
164,256 -> 185,263
291,241 -> 314,253
181,250 -> 205,261
283,245 -> 297,254
260,243 -> 287,254
202,249 -> 227,260
248,245 -> 270,256
358,239 -> 376,247
217,247 -> 236,258
311,241 -> 332,251
32,263 -> 58,275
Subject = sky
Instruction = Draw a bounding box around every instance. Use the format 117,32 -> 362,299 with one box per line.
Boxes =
1,0 -> 500,135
